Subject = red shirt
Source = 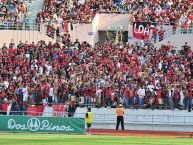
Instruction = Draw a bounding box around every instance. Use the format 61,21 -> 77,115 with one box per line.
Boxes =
90,87 -> 96,97
8,48 -> 15,57
157,89 -> 162,99
84,88 -> 89,97
2,103 -> 8,112
124,88 -> 130,97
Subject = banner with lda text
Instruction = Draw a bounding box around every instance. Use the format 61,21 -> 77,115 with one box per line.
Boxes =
0,116 -> 85,134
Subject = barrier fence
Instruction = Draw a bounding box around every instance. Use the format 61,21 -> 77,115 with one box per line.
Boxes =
1,111 -> 193,131
73,112 -> 193,128
2,111 -> 193,125
0,115 -> 85,134
0,22 -> 192,46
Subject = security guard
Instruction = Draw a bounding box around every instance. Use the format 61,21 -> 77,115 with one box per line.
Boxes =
116,104 -> 125,130
85,107 -> 93,133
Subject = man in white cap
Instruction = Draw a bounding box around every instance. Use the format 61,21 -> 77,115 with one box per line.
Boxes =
116,104 -> 125,130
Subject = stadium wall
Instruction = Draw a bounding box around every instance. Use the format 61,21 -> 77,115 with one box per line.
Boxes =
0,30 -> 55,46
70,23 -> 93,46
155,33 -> 193,49
74,108 -> 193,132
98,14 -> 130,31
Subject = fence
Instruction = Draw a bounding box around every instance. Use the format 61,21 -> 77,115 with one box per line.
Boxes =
74,107 -> 193,131
74,113 -> 193,125
0,22 -> 79,45
145,27 -> 193,44
0,22 -> 192,46
1,109 -> 193,132
1,111 -> 193,126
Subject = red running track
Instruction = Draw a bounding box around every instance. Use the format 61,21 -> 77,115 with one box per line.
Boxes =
91,129 -> 193,138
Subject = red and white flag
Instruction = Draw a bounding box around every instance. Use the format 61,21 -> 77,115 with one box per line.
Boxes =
63,23 -> 73,32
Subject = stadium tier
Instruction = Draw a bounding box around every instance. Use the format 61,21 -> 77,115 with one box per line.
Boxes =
0,0 -> 193,118
0,0 -> 29,24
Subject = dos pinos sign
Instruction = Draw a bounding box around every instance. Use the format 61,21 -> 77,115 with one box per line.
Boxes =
0,116 -> 85,134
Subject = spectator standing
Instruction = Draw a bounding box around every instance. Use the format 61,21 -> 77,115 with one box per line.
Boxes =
151,25 -> 158,43
85,107 -> 93,134
1,98 -> 8,115
137,85 -> 145,109
158,27 -> 165,41
168,85 -> 175,110
116,104 -> 124,130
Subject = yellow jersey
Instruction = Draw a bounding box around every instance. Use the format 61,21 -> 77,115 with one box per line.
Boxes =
86,112 -> 93,124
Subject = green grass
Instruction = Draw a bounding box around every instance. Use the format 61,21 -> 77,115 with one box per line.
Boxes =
0,133 -> 192,145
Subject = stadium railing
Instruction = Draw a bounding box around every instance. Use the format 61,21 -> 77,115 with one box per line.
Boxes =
0,22 -> 192,46
1,111 -> 193,125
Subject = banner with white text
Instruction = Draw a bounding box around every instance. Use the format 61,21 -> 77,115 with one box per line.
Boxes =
0,116 -> 85,134
133,22 -> 151,39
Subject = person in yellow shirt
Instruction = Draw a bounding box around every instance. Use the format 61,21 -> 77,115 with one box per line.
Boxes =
116,104 -> 125,130
85,107 -> 93,133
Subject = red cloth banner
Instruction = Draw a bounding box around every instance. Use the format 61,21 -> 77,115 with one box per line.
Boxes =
133,22 -> 151,39
27,105 -> 45,116
52,104 -> 67,117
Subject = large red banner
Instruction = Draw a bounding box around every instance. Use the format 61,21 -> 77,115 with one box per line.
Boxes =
133,22 -> 151,39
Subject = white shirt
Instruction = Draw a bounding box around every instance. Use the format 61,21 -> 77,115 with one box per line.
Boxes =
96,89 -> 102,96
39,66 -> 44,75
168,88 -> 175,98
4,81 -> 9,88
45,64 -> 52,74
117,62 -> 121,68
137,88 -> 146,98
49,87 -> 54,97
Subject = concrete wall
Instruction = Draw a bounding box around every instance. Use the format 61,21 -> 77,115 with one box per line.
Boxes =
155,33 -> 193,49
92,14 -> 99,46
70,23 -> 93,46
98,14 -> 130,31
0,30 -> 55,46
70,14 -> 99,46
74,108 -> 193,132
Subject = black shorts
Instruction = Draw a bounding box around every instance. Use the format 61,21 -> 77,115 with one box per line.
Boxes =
87,123 -> 91,128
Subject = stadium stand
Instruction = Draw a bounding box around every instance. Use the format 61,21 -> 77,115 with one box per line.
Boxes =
0,0 -> 193,117
0,0 -> 29,27
34,0 -> 193,45
0,39 -> 192,115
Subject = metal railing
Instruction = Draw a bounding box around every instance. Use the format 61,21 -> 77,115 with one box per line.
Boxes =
73,112 -> 193,128
1,110 -> 193,128
0,22 -> 40,31
1,111 -> 193,124
0,22 -> 59,45
0,111 -> 74,118
149,27 -> 193,44
0,22 -> 192,46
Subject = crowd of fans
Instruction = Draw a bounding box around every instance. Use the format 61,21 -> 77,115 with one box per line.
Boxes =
34,0 -> 193,43
36,0 -> 193,25
129,0 -> 193,26
0,39 -> 193,112
36,0 -> 121,25
0,0 -> 28,25
0,0 -> 192,28
0,0 -> 193,114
